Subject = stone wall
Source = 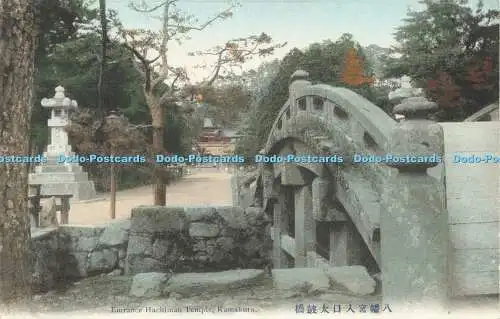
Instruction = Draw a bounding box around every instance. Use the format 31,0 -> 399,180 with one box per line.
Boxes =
30,228 -> 61,293
58,220 -> 130,279
125,206 -> 272,275
29,205 -> 271,292
30,220 -> 130,292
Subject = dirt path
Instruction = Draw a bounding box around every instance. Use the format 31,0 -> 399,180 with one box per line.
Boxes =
66,167 -> 232,225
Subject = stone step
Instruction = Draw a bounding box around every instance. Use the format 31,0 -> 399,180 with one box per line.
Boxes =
165,269 -> 267,297
129,269 -> 268,298
29,172 -> 90,183
42,153 -> 74,159
34,165 -> 83,173
39,181 -> 96,201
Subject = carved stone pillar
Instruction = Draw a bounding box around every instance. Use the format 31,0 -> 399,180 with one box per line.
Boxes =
381,97 -> 448,312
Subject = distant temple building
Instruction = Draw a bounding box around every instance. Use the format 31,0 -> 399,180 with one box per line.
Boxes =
196,117 -> 241,156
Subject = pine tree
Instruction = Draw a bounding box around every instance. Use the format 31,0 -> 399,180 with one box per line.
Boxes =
0,0 -> 38,310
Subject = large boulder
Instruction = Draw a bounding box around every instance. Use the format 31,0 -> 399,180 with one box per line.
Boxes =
163,269 -> 266,297
129,272 -> 171,298
324,266 -> 376,296
272,268 -> 330,293
130,206 -> 188,233
99,219 -> 131,247
88,249 -> 118,273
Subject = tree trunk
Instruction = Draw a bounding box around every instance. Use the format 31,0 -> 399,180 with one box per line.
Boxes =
148,93 -> 167,206
153,126 -> 166,206
97,0 -> 107,116
110,163 -> 116,219
0,0 -> 38,311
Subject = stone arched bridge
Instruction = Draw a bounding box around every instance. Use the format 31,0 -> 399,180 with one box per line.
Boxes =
234,70 -> 452,308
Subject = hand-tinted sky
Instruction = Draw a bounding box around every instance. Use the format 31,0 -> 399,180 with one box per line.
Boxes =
106,0 -> 498,82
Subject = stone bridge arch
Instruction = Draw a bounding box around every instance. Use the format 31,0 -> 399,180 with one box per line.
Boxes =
260,70 -> 401,271
250,69 -> 451,308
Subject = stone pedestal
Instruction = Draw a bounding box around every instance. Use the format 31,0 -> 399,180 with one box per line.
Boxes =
30,155 -> 96,201
29,86 -> 96,201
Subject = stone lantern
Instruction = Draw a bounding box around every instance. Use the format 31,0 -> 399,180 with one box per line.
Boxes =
388,76 -> 424,121
29,86 -> 97,201
41,86 -> 78,156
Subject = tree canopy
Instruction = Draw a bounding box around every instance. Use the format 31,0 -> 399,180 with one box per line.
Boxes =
32,1 -> 193,191
235,34 -> 392,159
382,0 -> 499,121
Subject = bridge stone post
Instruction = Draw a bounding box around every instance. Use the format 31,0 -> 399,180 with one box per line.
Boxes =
294,184 -> 315,267
289,70 -> 311,114
273,187 -> 292,268
381,97 -> 449,312
262,164 -> 283,268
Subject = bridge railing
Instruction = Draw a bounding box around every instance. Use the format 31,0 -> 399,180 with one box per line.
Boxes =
264,71 -> 400,197
266,71 -> 397,152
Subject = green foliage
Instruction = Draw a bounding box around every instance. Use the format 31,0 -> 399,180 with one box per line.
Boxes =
236,34 -> 391,159
35,0 -> 98,60
32,34 -> 148,152
242,59 -> 281,107
164,103 -> 194,155
64,108 -> 152,192
31,0 -> 98,153
382,0 -> 499,120
195,84 -> 252,127
32,3 -> 193,190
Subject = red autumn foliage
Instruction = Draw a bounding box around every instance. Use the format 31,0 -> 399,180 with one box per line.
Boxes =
426,56 -> 494,109
426,72 -> 462,108
341,48 -> 375,86
466,56 -> 494,90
